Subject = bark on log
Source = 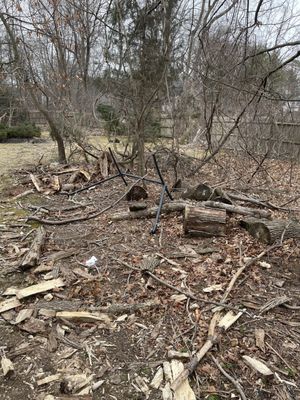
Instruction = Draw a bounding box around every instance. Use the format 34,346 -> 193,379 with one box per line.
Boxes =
240,218 -> 300,244
20,226 -> 46,270
204,201 -> 271,219
184,206 -> 226,237
111,202 -> 185,221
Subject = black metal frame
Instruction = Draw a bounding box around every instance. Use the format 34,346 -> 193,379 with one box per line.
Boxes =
69,148 -> 173,234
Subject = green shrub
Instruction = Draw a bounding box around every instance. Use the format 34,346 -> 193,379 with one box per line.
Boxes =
0,130 -> 7,142
0,123 -> 41,140
97,103 -> 124,134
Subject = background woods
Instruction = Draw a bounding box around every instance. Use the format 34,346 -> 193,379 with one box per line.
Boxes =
0,0 -> 299,169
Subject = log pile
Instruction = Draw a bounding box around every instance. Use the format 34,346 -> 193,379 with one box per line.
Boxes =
111,182 -> 300,243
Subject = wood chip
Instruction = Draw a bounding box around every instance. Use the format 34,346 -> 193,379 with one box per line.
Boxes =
171,294 -> 187,303
21,317 -> 46,334
37,374 -> 61,386
0,297 -> 21,313
255,328 -> 265,352
218,311 -> 243,330
1,356 -> 14,376
167,350 -> 190,360
242,355 -> 273,376
60,374 -> 93,394
150,367 -> 164,389
16,278 -> 65,299
203,284 -> 223,293
14,308 -> 33,324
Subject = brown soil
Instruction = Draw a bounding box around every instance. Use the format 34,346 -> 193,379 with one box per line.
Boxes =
0,150 -> 300,400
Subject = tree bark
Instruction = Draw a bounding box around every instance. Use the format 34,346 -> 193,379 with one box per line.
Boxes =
240,218 -> 300,244
184,206 -> 226,237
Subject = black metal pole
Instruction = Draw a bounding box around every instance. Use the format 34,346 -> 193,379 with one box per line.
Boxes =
152,154 -> 173,200
150,184 -> 166,234
108,147 -> 128,186
68,174 -> 121,195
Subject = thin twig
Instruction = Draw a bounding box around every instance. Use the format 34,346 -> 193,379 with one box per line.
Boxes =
211,355 -> 247,400
113,257 -> 248,314
26,177 -> 145,225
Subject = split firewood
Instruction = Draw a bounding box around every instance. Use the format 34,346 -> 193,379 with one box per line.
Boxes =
240,217 -> 300,244
170,360 -> 196,400
0,297 -> 21,313
150,367 -> 164,389
184,205 -> 226,237
218,310 -> 243,330
19,226 -> 46,270
242,355 -> 273,376
1,356 -> 14,376
16,278 -> 65,300
56,311 -> 111,325
30,173 -> 43,192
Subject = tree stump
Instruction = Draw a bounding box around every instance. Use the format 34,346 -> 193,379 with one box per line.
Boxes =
240,218 -> 300,244
184,206 -> 226,237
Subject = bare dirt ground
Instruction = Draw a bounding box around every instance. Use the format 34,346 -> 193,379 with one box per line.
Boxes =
0,142 -> 300,400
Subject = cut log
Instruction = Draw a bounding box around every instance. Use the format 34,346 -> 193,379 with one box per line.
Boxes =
129,202 -> 147,211
240,218 -> 300,244
204,201 -> 271,219
126,185 -> 148,201
184,206 -> 226,237
20,226 -> 46,270
111,202 -> 185,221
182,184 -> 232,204
182,183 -> 212,201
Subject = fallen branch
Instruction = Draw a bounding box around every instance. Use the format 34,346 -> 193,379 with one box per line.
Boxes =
114,258 -> 247,314
203,201 -> 271,219
211,355 -> 247,400
27,178 -> 144,225
19,226 -> 46,270
111,202 -> 185,221
217,244 -> 279,309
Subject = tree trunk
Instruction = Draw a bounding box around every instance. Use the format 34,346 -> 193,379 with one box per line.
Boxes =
184,206 -> 226,237
240,218 -> 300,244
